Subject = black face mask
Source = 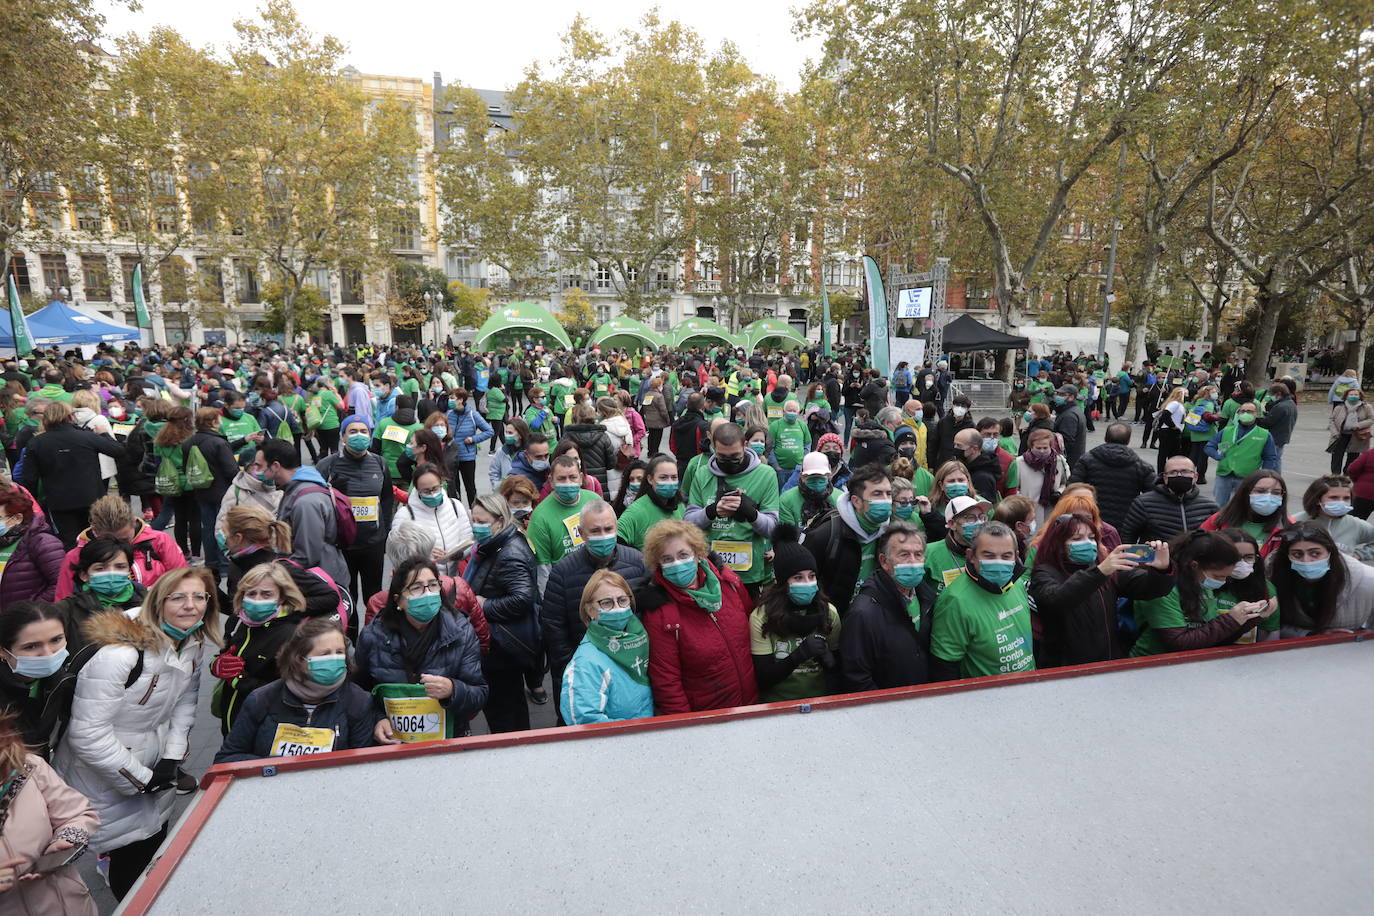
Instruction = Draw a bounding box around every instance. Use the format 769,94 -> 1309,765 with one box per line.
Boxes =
898,447 -> 916,461
1165,476 -> 1194,495
717,453 -> 748,475
824,452 -> 841,468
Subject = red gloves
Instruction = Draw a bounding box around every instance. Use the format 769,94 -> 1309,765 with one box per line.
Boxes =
211,653 -> 245,680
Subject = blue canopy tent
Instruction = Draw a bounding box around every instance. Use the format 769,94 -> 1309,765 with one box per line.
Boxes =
22,300 -> 142,347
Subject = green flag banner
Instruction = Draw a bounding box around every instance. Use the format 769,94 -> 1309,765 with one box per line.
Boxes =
862,256 -> 889,377
821,286 -> 832,359
6,274 -> 34,357
132,263 -> 151,329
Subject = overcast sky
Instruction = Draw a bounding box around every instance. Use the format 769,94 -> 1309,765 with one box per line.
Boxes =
96,0 -> 823,90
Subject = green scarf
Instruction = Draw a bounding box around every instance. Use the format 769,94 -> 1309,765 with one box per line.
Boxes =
87,579 -> 136,607
584,616 -> 651,685
679,560 -> 723,612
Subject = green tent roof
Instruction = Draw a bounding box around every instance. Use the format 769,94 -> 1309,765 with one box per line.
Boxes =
669,317 -> 736,349
473,301 -> 573,350
587,317 -> 664,350
741,317 -> 808,351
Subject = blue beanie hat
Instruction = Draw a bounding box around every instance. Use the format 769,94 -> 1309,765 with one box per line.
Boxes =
341,413 -> 372,431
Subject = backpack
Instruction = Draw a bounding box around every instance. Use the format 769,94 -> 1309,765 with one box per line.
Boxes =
305,401 -> 324,430
10,447 -> 26,484
154,453 -> 184,496
48,645 -> 144,750
279,557 -> 354,631
292,484 -> 358,548
184,444 -> 213,490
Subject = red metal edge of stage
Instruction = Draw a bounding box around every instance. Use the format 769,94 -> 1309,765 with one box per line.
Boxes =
124,631 -> 1365,914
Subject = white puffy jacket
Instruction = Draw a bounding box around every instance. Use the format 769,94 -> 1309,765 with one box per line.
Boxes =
393,491 -> 474,576
602,414 -> 632,452
52,608 -> 207,853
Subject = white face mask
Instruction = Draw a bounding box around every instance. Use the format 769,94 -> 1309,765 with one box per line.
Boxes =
952,406 -> 967,418
1232,560 -> 1255,580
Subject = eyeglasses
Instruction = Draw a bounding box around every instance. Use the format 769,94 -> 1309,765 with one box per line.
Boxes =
404,581 -> 442,598
167,592 -> 210,605
594,595 -> 633,611
893,498 -> 916,508
1164,471 -> 1196,478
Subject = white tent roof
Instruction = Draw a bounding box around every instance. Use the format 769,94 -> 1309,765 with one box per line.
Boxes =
1019,325 -> 1129,368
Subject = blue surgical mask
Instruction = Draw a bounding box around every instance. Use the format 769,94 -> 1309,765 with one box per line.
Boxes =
661,557 -> 699,587
945,483 -> 969,499
1323,501 -> 1353,518
1291,558 -> 1330,580
1022,411 -> 1034,424
892,563 -> 925,588
405,593 -> 442,623
1067,540 -> 1098,564
346,433 -> 371,452
586,534 -> 617,558
981,438 -> 998,453
472,523 -> 492,542
788,582 -> 819,605
978,559 -> 1016,588
1249,493 -> 1282,516
1200,575 -> 1227,591
655,482 -> 679,500
432,425 -> 448,438
305,654 -> 347,686
6,647 -> 68,679
530,459 -> 550,472
894,502 -> 915,520
420,492 -> 444,508
865,498 -> 892,523
749,441 -> 767,456
784,410 -> 798,421
596,608 -> 632,630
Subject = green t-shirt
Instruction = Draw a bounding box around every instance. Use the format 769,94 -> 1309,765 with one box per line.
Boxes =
749,604 -> 842,702
1130,585 -> 1271,656
930,573 -> 1035,678
590,373 -> 613,399
483,387 -> 507,420
221,412 -> 262,444
549,380 -> 576,414
617,497 -> 685,551
310,390 -> 343,431
910,466 -> 935,498
685,461 -> 780,585
524,404 -> 556,443
769,417 -> 811,469
680,452 -> 711,501
372,417 -> 422,479
527,488 -> 597,564
1028,379 -> 1053,405
922,538 -> 968,595
401,376 -> 421,399
778,486 -> 839,528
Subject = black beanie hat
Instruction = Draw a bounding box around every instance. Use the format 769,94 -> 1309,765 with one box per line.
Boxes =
771,524 -> 817,585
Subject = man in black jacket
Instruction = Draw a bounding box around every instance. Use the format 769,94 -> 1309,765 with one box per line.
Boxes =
540,499 -> 647,725
928,395 -> 974,468
1068,422 -> 1157,531
839,521 -> 934,691
1053,384 -> 1088,469
670,393 -> 710,474
1258,383 -> 1298,473
803,463 -> 892,607
859,371 -> 888,417
315,418 -> 394,604
21,401 -> 125,548
1119,456 -> 1219,544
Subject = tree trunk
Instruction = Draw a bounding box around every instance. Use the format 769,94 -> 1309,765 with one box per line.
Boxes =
1245,288 -> 1286,388
283,285 -> 297,344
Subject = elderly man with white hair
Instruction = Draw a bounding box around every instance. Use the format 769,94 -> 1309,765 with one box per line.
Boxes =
768,395 -> 812,489
539,498 -> 649,725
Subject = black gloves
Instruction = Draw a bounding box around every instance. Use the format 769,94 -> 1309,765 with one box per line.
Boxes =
143,758 -> 179,794
733,493 -> 759,523
789,635 -> 829,664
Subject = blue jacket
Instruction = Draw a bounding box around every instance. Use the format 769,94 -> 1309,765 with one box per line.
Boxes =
374,390 -> 398,424
215,679 -> 378,763
354,606 -> 489,720
559,637 -> 655,725
489,445 -> 518,490
445,405 -> 494,462
509,450 -> 549,490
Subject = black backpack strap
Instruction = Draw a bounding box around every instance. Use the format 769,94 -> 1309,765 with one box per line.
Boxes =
125,650 -> 144,689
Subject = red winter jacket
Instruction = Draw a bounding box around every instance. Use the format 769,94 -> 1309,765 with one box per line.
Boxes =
641,561 -> 759,715
1347,449 -> 1374,502
53,519 -> 186,600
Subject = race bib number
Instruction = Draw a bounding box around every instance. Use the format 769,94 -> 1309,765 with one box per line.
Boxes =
642,395 -> 654,406
564,394 -> 576,409
711,539 -> 753,572
111,422 -> 136,437
349,496 -> 379,523
270,723 -> 335,757
562,513 -> 585,548
1183,410 -> 1202,427
382,696 -> 446,743
381,424 -> 411,444
941,567 -> 964,587
766,404 -> 784,420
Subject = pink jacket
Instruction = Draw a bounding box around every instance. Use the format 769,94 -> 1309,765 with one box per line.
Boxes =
53,520 -> 187,600
626,408 -> 647,450
0,755 -> 99,916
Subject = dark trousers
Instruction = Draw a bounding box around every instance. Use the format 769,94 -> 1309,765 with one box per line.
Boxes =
1155,429 -> 1182,473
453,459 -> 478,505
108,823 -> 169,900
152,494 -> 200,556
646,427 -> 665,456
343,545 -> 384,608
510,388 -> 525,414
1114,393 -> 1129,418
482,659 -> 531,733
315,427 -> 340,460
1189,439 -> 1211,483
1354,496 -> 1374,520
49,507 -> 91,550
1331,434 -> 1355,474
197,496 -> 224,574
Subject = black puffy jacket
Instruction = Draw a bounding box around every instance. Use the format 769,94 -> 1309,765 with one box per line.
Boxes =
1119,481 -> 1220,545
561,423 -> 617,492
540,544 -> 648,673
1068,443 -> 1157,531
839,569 -> 935,691
929,413 -> 974,468
215,679 -> 378,763
849,421 -> 896,470
1028,561 -> 1175,667
463,524 -> 540,668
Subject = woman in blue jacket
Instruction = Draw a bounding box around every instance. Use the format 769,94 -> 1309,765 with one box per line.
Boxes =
355,557 -> 489,742
215,619 -> 379,762
445,388 -> 493,507
560,569 -> 654,725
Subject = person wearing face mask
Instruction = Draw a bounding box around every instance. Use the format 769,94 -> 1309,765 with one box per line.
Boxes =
540,500 -> 647,726
1291,475 -> 1374,556
1050,385 -> 1087,469
394,466 -> 474,577
369,373 -> 398,425
357,557 -> 489,743
53,567 -> 220,900
259,438 -> 352,598
1029,513 -> 1173,666
617,455 -> 686,551
779,452 -> 842,529
1012,427 -> 1072,527
0,602 -> 75,757
216,618 -> 380,762
213,445 -> 285,547
839,521 -> 933,690
768,398 -> 812,488
749,526 -> 841,701
1326,386 -> 1374,475
0,489 -> 64,614
370,394 -> 424,490
929,459 -> 981,520
1200,469 -> 1292,556
684,423 -> 781,603
499,476 -> 539,532
972,417 -> 1017,496
1129,530 -> 1275,656
522,386 -> 557,446
220,505 -> 349,623
928,395 -> 974,468
1214,528 -> 1280,644
315,417 -> 393,607
922,494 -> 993,595
763,373 -> 794,421
1268,524 -> 1374,637
560,402 -> 617,494
813,432 -> 852,493
510,432 -> 554,491
952,428 -> 1006,506
444,387 -> 492,506
490,418 -> 529,490
209,563 -> 312,734
559,571 -> 654,725
638,519 -> 758,713
1120,456 -> 1220,546
1205,401 -> 1278,508
527,455 -> 600,594
991,495 -> 1037,565
802,463 -> 896,607
53,537 -> 146,650
929,521 -> 1034,680
218,389 -> 263,448
463,495 -> 539,732
482,372 -> 509,455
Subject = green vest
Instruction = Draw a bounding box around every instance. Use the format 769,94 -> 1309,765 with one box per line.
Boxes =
1216,423 -> 1269,479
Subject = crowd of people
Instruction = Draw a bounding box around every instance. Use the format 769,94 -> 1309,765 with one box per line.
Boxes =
0,335 -> 1364,908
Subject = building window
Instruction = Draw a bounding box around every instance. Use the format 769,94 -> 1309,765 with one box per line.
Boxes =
120,256 -> 147,302
625,265 -> 639,284
656,271 -> 672,291
80,255 -> 112,301
595,266 -> 612,290
149,170 -> 177,198
76,206 -> 102,232
40,254 -> 70,296
340,269 -> 363,304
156,206 -> 178,234
653,307 -> 670,332
306,267 -> 331,296
234,259 -> 260,303
160,257 -> 188,302
30,171 -> 57,193
196,257 -> 223,301
392,221 -> 418,250
163,312 -> 190,344
6,254 -> 30,296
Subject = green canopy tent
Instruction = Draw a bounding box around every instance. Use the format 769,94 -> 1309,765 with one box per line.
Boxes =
587,317 -> 664,350
669,317 -> 736,350
472,301 -> 574,350
741,317 -> 809,351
